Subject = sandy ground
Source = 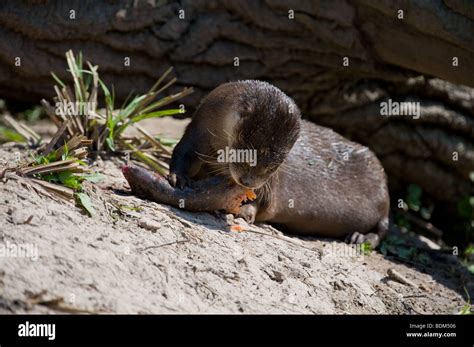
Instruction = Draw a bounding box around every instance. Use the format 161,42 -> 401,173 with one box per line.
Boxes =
0,119 -> 472,314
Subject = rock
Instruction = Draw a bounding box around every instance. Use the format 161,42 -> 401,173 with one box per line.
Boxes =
138,218 -> 161,232
9,208 -> 33,225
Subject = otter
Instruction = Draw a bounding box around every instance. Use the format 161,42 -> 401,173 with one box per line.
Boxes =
126,80 -> 390,247
168,80 -> 301,190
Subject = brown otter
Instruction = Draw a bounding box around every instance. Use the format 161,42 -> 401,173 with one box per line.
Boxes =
168,80 -> 301,190
134,80 -> 390,246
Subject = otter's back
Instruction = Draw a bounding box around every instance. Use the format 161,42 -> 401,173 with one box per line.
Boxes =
264,120 -> 389,236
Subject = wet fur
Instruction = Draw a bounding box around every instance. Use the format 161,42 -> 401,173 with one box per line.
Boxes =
254,119 -> 389,240
169,80 -> 389,246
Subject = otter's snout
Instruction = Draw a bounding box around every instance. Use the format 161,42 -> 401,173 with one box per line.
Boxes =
240,174 -> 253,188
237,173 -> 265,189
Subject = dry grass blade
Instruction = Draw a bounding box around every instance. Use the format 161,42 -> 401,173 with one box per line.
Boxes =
6,119 -> 94,204
66,50 -> 87,103
30,178 -> 75,200
41,120 -> 69,156
140,87 -> 193,115
122,141 -> 168,175
1,113 -> 41,145
54,134 -> 87,160
69,147 -> 89,159
40,99 -> 62,127
5,172 -> 74,203
20,159 -> 78,175
132,123 -> 172,155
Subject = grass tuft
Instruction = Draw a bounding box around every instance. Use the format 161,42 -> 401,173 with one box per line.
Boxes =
41,50 -> 192,172
1,49 -> 191,215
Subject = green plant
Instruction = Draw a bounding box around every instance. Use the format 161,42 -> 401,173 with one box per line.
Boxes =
360,241 -> 373,256
458,196 -> 474,220
462,244 -> 474,274
458,288 -> 472,315
0,125 -> 25,143
13,134 -> 102,215
0,114 -> 41,146
380,235 -> 431,265
395,213 -> 411,231
396,183 -> 438,237
41,50 -> 192,174
406,184 -> 422,212
3,50 -> 191,216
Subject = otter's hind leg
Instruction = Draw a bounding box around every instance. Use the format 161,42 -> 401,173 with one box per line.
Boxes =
345,216 -> 389,248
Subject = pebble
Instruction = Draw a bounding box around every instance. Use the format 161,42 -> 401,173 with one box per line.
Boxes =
138,218 -> 161,232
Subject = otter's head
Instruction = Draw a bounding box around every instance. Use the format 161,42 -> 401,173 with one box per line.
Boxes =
226,81 -> 301,189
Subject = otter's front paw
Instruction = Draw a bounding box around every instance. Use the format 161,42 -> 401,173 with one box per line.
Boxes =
168,172 -> 191,189
237,204 -> 257,224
